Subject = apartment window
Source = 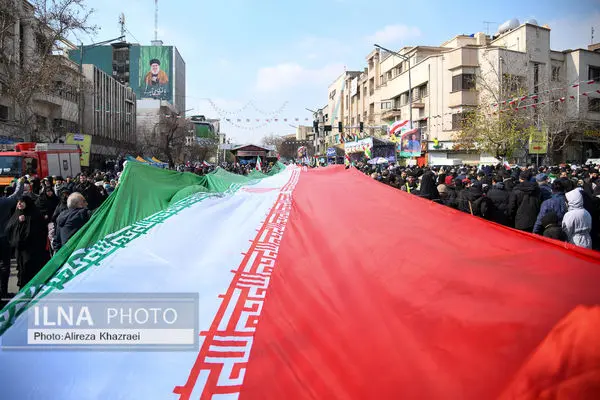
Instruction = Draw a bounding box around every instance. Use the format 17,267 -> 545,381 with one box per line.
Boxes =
387,71 -> 393,80
589,66 -> 600,82
395,63 -> 403,76
452,74 -> 476,92
380,101 -> 392,110
551,65 -> 560,82
0,105 -> 8,121
379,74 -> 384,85
589,98 -> 600,113
412,87 -> 420,100
419,82 -> 428,98
400,92 -> 408,106
502,74 -> 526,96
533,63 -> 540,94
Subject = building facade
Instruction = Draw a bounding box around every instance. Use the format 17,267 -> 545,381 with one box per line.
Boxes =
69,41 -> 186,114
0,0 -> 80,143
322,20 -> 600,164
81,64 -> 136,163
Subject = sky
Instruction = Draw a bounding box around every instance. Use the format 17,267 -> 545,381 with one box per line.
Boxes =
81,0 -> 600,144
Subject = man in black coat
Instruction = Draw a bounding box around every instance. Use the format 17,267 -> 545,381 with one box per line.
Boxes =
53,193 -> 91,252
486,176 -> 511,226
508,170 -> 542,232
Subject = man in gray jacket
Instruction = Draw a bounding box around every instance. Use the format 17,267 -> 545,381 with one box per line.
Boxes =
0,178 -> 24,298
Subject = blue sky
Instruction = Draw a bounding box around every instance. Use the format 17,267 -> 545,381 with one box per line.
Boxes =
83,0 -> 600,143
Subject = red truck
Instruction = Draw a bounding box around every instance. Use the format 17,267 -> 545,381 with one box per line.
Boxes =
0,142 -> 82,187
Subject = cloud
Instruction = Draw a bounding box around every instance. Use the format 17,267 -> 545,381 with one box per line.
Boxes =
254,63 -> 344,93
365,24 -> 421,46
295,35 -> 353,59
547,11 -> 600,50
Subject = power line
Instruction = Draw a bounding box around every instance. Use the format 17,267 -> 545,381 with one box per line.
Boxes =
125,28 -> 141,44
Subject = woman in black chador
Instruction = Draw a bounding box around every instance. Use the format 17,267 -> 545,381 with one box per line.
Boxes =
5,196 -> 49,288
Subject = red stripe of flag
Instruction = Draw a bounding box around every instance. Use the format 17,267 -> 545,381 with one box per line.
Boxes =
240,167 -> 600,400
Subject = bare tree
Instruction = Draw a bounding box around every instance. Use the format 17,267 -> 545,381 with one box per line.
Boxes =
0,0 -> 97,141
260,133 -> 284,151
454,50 -> 531,161
186,143 -> 217,163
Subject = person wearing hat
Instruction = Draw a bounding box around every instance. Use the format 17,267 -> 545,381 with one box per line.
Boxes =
144,58 -> 169,86
536,173 -> 552,202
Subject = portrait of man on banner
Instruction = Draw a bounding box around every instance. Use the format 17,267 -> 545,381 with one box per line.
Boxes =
139,46 -> 173,101
143,58 -> 169,99
399,128 -> 422,157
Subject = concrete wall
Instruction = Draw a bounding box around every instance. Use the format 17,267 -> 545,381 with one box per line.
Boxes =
173,47 -> 186,114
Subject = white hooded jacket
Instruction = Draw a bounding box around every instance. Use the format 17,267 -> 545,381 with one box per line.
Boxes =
562,188 -> 592,249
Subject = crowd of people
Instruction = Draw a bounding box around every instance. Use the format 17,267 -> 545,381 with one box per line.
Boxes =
3,157 -> 594,300
0,161 -> 282,299
355,161 -> 599,250
0,172 -> 119,299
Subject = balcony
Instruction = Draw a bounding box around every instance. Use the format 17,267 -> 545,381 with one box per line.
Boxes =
449,90 -> 478,107
381,108 -> 402,120
411,102 -> 425,109
445,48 -> 479,70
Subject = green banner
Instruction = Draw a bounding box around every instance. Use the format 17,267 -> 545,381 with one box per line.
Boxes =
139,46 -> 173,102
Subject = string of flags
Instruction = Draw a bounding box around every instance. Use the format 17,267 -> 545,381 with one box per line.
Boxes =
224,117 -> 312,123
221,117 -> 313,131
207,99 -> 289,117
491,79 -> 599,108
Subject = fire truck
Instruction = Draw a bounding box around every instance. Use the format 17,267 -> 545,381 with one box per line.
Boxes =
0,142 -> 82,186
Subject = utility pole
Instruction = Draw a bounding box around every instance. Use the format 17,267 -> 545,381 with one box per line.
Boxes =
154,0 -> 159,41
374,44 -> 413,128
119,13 -> 126,40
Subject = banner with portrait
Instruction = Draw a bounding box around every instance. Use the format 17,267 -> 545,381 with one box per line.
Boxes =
139,46 -> 173,102
398,128 -> 422,158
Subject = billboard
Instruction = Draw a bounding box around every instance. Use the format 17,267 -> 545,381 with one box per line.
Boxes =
528,126 -> 548,155
398,128 -> 421,158
66,133 -> 92,167
139,46 -> 173,102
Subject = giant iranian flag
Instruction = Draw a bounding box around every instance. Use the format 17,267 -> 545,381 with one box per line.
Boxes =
1,163 -> 600,399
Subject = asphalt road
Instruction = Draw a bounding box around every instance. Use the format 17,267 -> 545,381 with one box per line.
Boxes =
0,261 -> 19,307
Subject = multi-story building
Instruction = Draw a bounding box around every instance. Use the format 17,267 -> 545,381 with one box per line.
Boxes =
324,19 -> 600,164
69,40 -> 186,114
69,40 -> 186,155
295,125 -> 313,141
81,64 -> 137,165
0,0 -> 80,143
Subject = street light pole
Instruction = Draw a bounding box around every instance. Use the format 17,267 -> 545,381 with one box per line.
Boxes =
374,44 -> 413,128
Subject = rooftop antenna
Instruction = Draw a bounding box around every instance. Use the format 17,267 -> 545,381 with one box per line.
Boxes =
483,21 -> 496,35
592,27 -> 595,45
119,13 -> 126,41
151,0 -> 163,46
154,0 -> 158,41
